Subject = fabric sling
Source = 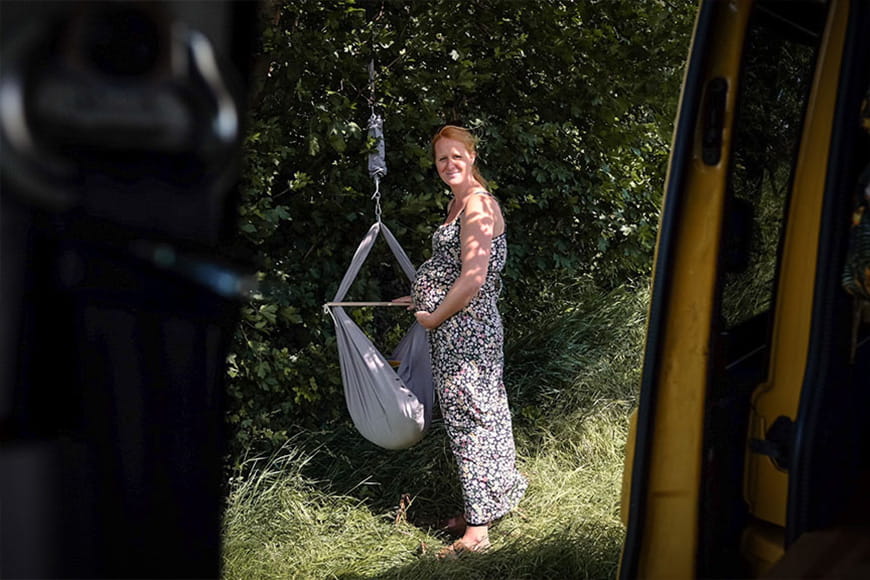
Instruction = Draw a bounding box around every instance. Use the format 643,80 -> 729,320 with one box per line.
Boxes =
325,220 -> 434,450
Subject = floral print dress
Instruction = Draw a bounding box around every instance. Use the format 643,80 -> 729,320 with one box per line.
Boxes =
412,201 -> 527,526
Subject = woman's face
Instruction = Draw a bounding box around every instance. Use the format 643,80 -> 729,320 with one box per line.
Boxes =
434,137 -> 475,189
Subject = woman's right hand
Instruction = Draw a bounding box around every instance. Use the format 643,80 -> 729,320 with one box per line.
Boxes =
392,296 -> 415,310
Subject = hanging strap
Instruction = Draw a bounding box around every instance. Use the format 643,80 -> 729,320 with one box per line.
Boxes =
326,221 -> 415,311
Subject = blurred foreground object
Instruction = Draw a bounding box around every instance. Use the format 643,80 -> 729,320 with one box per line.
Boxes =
0,1 -> 257,577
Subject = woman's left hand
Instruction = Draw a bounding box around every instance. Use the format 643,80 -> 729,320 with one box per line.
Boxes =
392,296 -> 415,311
414,311 -> 439,330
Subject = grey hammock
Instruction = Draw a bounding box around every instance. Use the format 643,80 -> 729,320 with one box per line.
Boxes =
324,220 -> 434,450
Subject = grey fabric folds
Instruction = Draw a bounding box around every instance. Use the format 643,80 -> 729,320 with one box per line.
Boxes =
326,221 -> 433,450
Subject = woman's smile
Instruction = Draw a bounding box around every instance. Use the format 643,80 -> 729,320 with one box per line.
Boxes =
435,137 -> 476,190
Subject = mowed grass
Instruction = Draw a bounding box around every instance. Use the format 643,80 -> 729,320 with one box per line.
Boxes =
222,283 -> 648,579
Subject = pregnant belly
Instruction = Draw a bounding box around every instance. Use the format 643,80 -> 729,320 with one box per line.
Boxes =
412,259 -> 457,312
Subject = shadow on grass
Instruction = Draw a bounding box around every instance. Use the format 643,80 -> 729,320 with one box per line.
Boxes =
261,419 -> 626,579
287,419 -> 472,529
335,522 -> 624,580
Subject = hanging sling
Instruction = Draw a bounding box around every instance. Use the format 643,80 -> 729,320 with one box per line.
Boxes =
324,221 -> 434,450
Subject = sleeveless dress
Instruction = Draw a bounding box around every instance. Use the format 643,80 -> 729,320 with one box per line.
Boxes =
411,201 -> 527,526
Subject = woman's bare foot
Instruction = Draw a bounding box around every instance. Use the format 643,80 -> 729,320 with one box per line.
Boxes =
459,524 -> 489,549
436,527 -> 491,560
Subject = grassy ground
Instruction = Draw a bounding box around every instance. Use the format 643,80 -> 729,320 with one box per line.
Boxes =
222,283 -> 648,579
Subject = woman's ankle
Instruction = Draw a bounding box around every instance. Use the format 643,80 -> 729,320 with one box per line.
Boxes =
461,525 -> 489,545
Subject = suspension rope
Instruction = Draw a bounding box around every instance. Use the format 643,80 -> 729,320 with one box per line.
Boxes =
367,58 -> 387,223
372,174 -> 382,222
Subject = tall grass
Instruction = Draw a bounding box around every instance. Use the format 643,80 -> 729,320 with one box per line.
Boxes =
223,282 -> 649,579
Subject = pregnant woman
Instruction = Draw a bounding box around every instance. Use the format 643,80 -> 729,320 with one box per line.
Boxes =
395,125 -> 527,558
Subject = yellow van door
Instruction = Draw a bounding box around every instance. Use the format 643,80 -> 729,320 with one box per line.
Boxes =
619,3 -> 758,576
617,0 -> 870,577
